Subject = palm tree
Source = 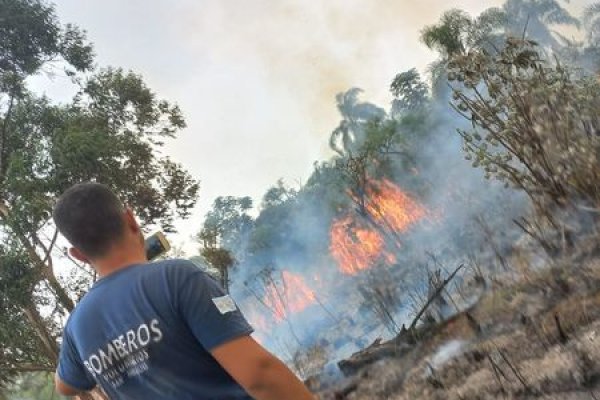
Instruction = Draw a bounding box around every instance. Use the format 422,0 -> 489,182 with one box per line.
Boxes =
329,88 -> 385,157
584,2 -> 600,46
420,8 -> 506,99
421,9 -> 473,58
421,2 -> 578,97
502,0 -> 580,48
552,2 -> 600,74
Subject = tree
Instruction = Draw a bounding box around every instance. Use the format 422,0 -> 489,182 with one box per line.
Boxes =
449,37 -> 600,247
422,1 -> 578,59
390,68 -> 429,116
197,196 -> 254,291
584,2 -> 600,46
199,247 -> 235,293
3,372 -> 57,400
0,0 -> 93,79
421,9 -> 473,58
502,0 -> 580,49
0,0 -> 199,394
329,88 -> 385,157
261,179 -> 298,209
248,179 -> 311,260
420,8 -> 506,98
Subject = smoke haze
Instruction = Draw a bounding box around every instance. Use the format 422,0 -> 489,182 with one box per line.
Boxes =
46,0 -> 525,247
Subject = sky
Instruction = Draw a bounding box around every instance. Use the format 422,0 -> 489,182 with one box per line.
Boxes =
41,0 -> 591,252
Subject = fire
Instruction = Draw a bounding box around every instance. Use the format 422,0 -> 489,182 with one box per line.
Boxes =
263,271 -> 316,322
365,179 -> 428,230
330,179 -> 427,275
243,304 -> 270,332
330,216 -> 395,275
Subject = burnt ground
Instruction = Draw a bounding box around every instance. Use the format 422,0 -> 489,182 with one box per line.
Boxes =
314,245 -> 600,400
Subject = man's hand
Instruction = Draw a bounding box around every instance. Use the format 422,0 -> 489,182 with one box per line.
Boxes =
55,373 -> 83,397
211,336 -> 315,400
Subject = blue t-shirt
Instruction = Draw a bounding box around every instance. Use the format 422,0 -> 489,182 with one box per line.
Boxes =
57,259 -> 254,400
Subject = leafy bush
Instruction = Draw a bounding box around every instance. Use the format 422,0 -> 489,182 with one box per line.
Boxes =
449,38 -> 600,236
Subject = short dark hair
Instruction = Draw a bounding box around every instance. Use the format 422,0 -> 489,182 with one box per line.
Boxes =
53,183 -> 126,258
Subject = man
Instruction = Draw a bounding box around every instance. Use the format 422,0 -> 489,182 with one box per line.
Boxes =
53,182 -> 315,400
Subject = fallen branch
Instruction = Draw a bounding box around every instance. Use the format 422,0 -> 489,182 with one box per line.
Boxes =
408,264 -> 465,331
554,313 -> 568,344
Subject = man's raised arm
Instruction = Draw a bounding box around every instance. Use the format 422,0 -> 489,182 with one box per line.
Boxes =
211,336 -> 315,400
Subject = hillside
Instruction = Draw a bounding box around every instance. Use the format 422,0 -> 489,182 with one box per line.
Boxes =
316,240 -> 600,399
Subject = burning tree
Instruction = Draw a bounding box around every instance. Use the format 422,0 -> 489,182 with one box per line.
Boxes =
329,179 -> 429,275
330,216 -> 395,275
262,269 -> 317,323
327,87 -> 433,276
243,267 -> 318,345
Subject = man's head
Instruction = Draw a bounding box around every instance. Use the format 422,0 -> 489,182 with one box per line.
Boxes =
53,182 -> 144,264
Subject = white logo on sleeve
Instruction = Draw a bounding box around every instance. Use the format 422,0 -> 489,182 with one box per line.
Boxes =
212,295 -> 237,314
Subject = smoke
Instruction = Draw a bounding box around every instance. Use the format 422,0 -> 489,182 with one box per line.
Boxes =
428,340 -> 468,370
180,0 -> 503,129
222,79 -> 529,371
35,0 -> 596,382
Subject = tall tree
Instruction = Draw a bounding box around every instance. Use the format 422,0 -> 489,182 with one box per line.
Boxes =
421,9 -> 473,58
584,2 -> 600,46
449,38 -> 600,244
389,68 -> 429,117
0,0 -> 199,394
197,196 -> 254,291
329,88 -> 385,157
502,0 -> 580,48
421,8 -> 506,98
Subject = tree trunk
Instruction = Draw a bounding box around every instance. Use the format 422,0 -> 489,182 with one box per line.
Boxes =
221,267 -> 229,293
43,268 -> 75,312
22,303 -> 59,360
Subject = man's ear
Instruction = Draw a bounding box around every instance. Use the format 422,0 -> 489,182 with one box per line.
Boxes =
69,247 -> 90,264
124,207 -> 141,233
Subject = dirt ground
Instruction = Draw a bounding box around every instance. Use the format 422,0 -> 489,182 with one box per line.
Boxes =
316,249 -> 600,400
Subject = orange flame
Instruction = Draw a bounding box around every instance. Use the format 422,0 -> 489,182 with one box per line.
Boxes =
263,271 -> 316,322
330,179 -> 427,275
366,179 -> 428,230
330,216 -> 395,275
244,304 -> 270,332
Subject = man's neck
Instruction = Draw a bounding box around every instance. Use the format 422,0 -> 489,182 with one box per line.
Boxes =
94,250 -> 148,278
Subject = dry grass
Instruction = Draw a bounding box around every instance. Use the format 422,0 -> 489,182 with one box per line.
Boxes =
319,254 -> 600,400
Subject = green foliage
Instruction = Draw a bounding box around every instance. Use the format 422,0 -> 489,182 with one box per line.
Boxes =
247,193 -> 297,255
2,372 -> 65,400
197,196 -> 255,291
329,88 -> 385,157
0,0 -> 199,385
200,247 -> 235,291
584,2 -> 600,45
0,247 -> 37,306
450,37 -> 600,225
0,0 -> 93,79
390,68 -> 429,116
198,196 -> 253,251
420,8 -> 506,99
423,0 -> 577,54
0,248 -> 52,388
261,179 -> 298,209
502,0 -> 579,47
421,9 -> 473,57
